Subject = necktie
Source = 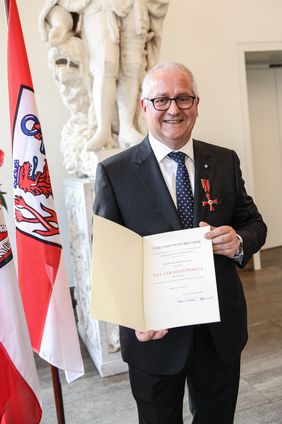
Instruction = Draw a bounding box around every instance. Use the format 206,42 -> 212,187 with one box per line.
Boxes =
168,151 -> 194,229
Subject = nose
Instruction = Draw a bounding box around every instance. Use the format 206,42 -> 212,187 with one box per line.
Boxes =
167,98 -> 181,114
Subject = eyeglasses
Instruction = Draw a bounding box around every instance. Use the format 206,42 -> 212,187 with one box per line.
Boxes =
145,95 -> 197,111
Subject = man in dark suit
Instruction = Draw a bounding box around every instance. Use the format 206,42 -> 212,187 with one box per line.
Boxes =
93,62 -> 267,423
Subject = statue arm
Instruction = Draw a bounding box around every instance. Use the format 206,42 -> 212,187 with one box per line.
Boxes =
146,0 -> 170,69
38,0 -> 58,42
146,0 -> 170,19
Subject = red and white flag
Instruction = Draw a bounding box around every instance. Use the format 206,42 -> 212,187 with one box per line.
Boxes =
7,0 -> 84,382
0,204 -> 42,423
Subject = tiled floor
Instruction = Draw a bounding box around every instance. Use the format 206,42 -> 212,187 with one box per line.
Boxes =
37,247 -> 282,423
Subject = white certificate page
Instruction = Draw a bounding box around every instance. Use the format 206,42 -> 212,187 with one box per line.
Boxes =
143,226 -> 220,330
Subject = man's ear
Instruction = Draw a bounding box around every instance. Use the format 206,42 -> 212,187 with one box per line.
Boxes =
140,98 -> 147,113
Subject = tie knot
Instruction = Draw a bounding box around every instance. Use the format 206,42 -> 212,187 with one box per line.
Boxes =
168,151 -> 187,165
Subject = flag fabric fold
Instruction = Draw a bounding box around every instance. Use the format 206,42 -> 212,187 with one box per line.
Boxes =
7,0 -> 84,383
0,205 -> 42,424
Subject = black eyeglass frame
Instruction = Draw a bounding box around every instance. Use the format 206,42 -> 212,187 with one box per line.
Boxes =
145,95 -> 197,111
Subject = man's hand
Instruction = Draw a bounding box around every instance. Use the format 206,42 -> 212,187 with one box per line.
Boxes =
135,329 -> 168,342
199,221 -> 240,258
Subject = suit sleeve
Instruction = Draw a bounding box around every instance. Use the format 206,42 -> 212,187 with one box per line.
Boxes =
231,151 -> 267,268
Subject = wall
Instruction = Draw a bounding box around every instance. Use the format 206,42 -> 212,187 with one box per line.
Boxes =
1,0 -> 282,280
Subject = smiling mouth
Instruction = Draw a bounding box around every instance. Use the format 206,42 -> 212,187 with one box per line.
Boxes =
163,119 -> 184,123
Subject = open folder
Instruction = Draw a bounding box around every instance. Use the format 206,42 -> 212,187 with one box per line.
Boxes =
91,215 -> 220,331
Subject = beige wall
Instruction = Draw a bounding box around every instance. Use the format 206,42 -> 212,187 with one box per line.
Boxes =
1,0 -> 282,278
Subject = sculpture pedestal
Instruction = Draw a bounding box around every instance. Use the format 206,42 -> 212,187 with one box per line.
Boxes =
64,177 -> 128,377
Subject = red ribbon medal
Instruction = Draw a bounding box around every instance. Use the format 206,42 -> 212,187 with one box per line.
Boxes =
201,179 -> 218,211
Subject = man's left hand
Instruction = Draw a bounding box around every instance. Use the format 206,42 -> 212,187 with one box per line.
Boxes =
199,221 -> 240,258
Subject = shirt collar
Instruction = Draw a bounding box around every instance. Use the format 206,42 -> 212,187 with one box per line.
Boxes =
148,133 -> 194,163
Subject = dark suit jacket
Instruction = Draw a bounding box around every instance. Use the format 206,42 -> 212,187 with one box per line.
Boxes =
93,137 -> 267,374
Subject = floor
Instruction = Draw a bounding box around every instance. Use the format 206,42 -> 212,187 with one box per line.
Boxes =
37,247 -> 282,423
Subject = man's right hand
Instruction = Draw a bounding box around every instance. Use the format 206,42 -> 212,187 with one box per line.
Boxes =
135,329 -> 168,342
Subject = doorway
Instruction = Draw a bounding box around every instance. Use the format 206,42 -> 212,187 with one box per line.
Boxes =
245,51 -> 282,249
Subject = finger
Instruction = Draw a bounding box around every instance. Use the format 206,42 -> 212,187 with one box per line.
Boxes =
213,246 -> 238,257
135,329 -> 168,342
212,238 -> 239,257
205,225 -> 234,241
151,330 -> 168,340
199,221 -> 216,239
135,330 -> 155,342
199,221 -> 216,231
199,221 -> 209,227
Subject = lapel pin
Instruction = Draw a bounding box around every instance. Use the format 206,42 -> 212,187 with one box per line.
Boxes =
204,164 -> 209,169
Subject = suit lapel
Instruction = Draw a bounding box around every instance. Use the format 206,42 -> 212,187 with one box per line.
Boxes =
132,137 -> 182,231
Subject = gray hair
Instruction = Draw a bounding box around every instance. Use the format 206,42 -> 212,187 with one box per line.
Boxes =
141,61 -> 199,99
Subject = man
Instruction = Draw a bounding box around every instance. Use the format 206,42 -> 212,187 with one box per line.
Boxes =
93,62 -> 267,423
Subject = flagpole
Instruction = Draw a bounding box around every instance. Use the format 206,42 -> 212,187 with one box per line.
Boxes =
3,1 -> 67,423
51,365 -> 66,424
3,0 -> 9,21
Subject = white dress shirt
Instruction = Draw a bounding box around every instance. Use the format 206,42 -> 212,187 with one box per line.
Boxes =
148,133 -> 195,208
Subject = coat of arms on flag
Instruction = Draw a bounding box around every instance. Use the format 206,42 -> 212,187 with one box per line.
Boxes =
13,86 -> 60,241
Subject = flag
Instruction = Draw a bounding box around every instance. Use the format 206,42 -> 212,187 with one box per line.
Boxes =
0,204 -> 42,423
7,0 -> 84,383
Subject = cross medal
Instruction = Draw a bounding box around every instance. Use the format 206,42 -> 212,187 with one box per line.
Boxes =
201,179 -> 218,211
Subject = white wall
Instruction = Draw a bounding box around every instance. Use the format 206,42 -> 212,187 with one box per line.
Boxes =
1,0 -> 282,278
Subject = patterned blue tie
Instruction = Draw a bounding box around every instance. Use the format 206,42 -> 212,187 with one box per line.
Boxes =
168,152 -> 194,229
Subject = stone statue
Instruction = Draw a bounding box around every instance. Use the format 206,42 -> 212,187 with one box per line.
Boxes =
39,0 -> 169,176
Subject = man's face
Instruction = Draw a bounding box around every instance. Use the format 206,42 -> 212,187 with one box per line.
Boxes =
141,68 -> 199,150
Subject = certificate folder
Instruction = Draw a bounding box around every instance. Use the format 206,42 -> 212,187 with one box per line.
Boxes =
91,215 -> 220,331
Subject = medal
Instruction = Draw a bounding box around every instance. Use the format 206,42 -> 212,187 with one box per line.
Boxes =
201,179 -> 218,212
